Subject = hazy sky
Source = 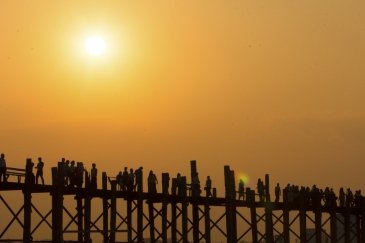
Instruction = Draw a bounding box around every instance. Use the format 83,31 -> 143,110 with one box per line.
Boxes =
1,1 -> 365,193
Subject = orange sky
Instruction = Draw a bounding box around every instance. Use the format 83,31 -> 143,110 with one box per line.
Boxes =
1,1 -> 365,193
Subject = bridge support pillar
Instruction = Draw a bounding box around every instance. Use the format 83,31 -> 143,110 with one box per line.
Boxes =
330,211 -> 337,243
136,169 -> 144,243
148,201 -> 156,243
127,199 -> 132,242
171,178 -> 177,243
248,189 -> 258,243
283,207 -> 290,243
162,173 -> 169,243
51,163 -> 64,243
204,191 -> 211,243
264,174 -> 274,243
181,176 -> 188,243
224,166 -> 237,243
84,171 -> 91,243
23,159 -> 33,243
110,179 -> 117,243
315,210 -> 322,243
76,193 -> 83,242
102,173 -> 109,243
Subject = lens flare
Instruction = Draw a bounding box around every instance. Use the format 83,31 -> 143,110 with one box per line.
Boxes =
238,172 -> 250,185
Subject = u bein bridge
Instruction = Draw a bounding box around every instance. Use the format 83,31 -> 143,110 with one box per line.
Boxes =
0,159 -> 364,243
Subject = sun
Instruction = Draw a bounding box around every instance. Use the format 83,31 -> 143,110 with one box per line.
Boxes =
85,36 -> 107,56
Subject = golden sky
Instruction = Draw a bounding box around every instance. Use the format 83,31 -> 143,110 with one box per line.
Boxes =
1,1 -> 365,192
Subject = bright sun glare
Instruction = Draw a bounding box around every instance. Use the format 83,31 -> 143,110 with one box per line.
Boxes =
85,36 -> 107,56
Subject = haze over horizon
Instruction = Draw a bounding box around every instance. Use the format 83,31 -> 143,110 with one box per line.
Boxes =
1,1 -> 365,193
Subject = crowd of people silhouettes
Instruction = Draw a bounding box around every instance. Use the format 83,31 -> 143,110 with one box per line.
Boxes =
0,153 -> 363,209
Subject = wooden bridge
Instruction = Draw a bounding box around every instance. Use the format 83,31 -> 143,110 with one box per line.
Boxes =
0,159 -> 364,243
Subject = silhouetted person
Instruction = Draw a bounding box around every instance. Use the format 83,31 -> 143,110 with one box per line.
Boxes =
91,163 -> 97,189
61,158 -> 70,186
148,170 -> 158,194
75,162 -> 84,188
134,166 -> 143,191
122,167 -> 129,191
275,183 -> 281,203
69,161 -> 76,187
339,187 -> 345,207
35,157 -> 44,185
0,153 -> 7,183
238,179 -> 245,200
205,176 -> 212,197
257,179 -> 265,202
346,188 -> 354,207
176,173 -> 183,196
354,190 -> 362,207
127,168 -> 135,192
117,171 -> 123,191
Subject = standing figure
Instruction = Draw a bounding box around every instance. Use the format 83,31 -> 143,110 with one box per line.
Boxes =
339,188 -> 345,207
35,157 -> 44,185
176,173 -> 183,196
61,158 -> 70,186
134,167 -> 143,192
238,179 -> 245,200
0,153 -> 7,183
116,171 -> 123,191
90,163 -> 98,189
75,162 -> 84,188
148,170 -> 158,194
122,167 -> 129,191
346,188 -> 354,207
127,168 -> 135,192
69,161 -> 76,187
275,183 -> 281,203
257,179 -> 265,202
205,176 -> 212,197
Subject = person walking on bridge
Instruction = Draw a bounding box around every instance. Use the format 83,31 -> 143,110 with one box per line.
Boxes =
91,163 -> 98,189
0,153 -> 6,183
35,157 -> 44,185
